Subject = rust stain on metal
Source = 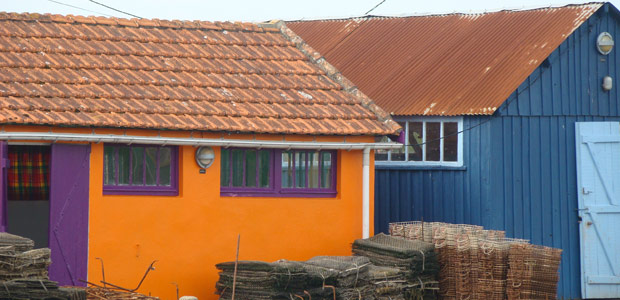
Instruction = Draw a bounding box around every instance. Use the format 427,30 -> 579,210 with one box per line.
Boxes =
288,4 -> 602,116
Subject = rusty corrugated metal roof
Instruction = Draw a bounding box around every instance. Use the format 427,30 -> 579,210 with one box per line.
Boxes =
287,3 -> 603,116
0,12 -> 399,135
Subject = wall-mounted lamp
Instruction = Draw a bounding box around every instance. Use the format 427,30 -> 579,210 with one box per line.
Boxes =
597,32 -> 614,55
603,76 -> 613,91
195,146 -> 215,169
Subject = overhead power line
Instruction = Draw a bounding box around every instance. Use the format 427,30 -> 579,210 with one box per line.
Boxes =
87,0 -> 142,19
47,0 -> 115,17
365,0 -> 388,15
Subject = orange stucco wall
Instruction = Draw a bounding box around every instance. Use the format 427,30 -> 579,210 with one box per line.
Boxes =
76,129 -> 376,300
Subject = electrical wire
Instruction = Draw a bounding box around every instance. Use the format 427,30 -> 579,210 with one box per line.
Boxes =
87,0 -> 142,19
46,0 -> 115,17
365,0 -> 388,15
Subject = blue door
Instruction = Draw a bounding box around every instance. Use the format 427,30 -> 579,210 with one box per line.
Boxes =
576,122 -> 620,298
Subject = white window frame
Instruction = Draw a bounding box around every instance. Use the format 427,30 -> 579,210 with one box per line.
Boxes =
376,116 -> 464,167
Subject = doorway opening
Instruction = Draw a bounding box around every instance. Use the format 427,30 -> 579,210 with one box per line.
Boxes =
6,145 -> 51,248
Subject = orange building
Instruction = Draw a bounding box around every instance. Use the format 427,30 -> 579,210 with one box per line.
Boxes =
0,13 -> 400,299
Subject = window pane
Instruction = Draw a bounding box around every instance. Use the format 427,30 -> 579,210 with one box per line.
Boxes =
282,151 -> 293,188
308,151 -> 319,188
426,122 -> 441,161
145,147 -> 158,186
374,136 -> 389,161
320,152 -> 332,189
391,121 -> 407,161
159,147 -> 171,186
231,149 -> 244,187
443,122 -> 459,162
391,146 -> 405,161
118,147 -> 130,185
104,146 -> 116,185
258,150 -> 270,188
295,152 -> 306,188
408,122 -> 423,161
245,150 -> 257,188
221,149 -> 230,187
131,147 -> 144,185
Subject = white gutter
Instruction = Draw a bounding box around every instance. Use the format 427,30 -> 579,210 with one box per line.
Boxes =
0,132 -> 402,150
0,131 -> 394,239
362,147 -> 371,239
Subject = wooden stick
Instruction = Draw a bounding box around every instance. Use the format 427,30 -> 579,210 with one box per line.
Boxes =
231,234 -> 241,300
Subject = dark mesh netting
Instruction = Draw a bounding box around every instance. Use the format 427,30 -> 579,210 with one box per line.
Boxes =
352,233 -> 439,278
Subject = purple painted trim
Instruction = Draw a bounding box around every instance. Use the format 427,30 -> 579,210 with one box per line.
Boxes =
397,130 -> 406,144
49,144 -> 89,287
0,141 -> 6,232
221,148 -> 338,197
103,145 -> 178,196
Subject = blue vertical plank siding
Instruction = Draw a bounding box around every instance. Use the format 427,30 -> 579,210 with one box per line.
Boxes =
374,5 -> 620,299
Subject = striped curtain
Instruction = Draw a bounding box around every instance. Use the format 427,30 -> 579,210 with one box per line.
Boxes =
7,146 -> 50,201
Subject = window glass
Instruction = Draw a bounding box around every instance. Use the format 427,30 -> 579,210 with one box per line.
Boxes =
308,151 -> 320,188
282,151 -> 293,188
425,122 -> 441,161
103,145 -> 178,195
320,152 -> 332,189
131,147 -> 144,185
295,152 -> 306,188
258,150 -> 270,188
159,147 -> 171,186
374,136 -> 389,161
104,146 -> 116,185
408,122 -> 423,161
245,150 -> 257,188
221,149 -> 336,196
221,149 -> 230,187
145,147 -> 158,186
391,121 -> 407,161
443,122 -> 459,162
118,147 -> 130,185
231,149 -> 244,187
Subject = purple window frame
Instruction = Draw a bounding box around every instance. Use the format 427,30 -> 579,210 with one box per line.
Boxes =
220,148 -> 337,198
103,144 -> 179,196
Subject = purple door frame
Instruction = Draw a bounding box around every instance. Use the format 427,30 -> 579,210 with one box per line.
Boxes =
49,143 -> 90,286
0,141 -> 7,232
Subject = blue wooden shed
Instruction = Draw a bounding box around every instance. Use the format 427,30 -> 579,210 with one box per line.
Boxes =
289,3 -> 620,298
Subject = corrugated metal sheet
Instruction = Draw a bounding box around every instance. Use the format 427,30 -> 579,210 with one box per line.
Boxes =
374,6 -> 620,298
287,4 -> 602,116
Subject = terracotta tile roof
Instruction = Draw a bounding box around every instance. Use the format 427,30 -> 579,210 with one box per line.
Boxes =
0,12 -> 399,136
287,3 -> 603,116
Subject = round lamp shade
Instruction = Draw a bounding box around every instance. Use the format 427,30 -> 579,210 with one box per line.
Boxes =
195,146 -> 215,169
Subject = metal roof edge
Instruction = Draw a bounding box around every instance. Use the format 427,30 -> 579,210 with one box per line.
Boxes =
258,20 -> 402,136
285,2 -> 607,23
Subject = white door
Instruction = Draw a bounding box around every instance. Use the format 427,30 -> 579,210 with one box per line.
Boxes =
576,122 -> 620,298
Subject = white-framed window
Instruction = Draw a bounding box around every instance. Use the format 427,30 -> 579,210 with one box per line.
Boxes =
376,117 -> 463,166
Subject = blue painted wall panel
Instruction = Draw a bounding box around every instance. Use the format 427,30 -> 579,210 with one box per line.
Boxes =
375,5 -> 620,299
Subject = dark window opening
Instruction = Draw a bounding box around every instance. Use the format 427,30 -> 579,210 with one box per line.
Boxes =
7,145 -> 51,248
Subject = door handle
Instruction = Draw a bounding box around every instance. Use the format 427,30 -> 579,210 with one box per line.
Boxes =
582,187 -> 592,195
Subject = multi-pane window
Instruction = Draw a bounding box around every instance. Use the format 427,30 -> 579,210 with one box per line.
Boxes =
221,148 -> 336,197
103,145 -> 178,195
376,118 -> 463,166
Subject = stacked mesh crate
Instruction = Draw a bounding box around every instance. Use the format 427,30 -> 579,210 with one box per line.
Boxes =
506,243 -> 563,300
352,233 -> 439,300
390,221 -> 562,300
0,232 -> 86,300
215,257 -> 374,300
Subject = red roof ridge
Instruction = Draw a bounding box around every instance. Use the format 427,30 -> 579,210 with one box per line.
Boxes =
259,20 -> 401,135
0,11 -> 266,32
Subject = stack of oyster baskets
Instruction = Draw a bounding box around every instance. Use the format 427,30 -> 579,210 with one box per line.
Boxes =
390,221 -> 562,300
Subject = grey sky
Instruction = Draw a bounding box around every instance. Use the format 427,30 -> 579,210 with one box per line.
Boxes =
4,0 -> 618,22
